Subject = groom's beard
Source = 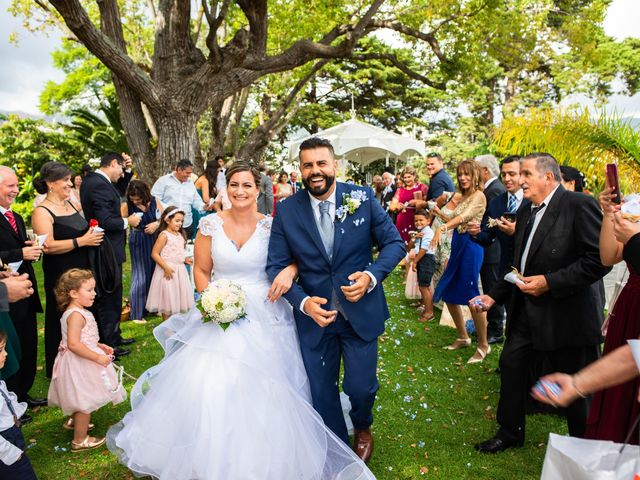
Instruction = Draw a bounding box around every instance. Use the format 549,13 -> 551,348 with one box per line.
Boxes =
302,174 -> 335,198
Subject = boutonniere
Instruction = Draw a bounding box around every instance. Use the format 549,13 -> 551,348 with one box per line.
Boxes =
335,190 -> 368,222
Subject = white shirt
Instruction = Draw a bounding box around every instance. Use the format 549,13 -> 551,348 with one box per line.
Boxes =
0,381 -> 27,465
299,187 -> 376,314
216,169 -> 227,192
414,226 -> 436,255
96,169 -> 128,230
151,173 -> 205,228
520,185 -> 560,272
0,205 -> 10,215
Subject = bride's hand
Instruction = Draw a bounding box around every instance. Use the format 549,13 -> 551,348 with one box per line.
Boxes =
267,264 -> 298,302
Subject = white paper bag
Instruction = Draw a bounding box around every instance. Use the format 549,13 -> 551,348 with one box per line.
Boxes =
541,433 -> 640,480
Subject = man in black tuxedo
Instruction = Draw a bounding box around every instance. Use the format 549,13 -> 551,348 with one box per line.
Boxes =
469,156 -> 528,343
80,153 -> 133,358
471,153 -> 610,453
380,172 -> 397,223
0,166 -> 46,410
473,155 -> 507,344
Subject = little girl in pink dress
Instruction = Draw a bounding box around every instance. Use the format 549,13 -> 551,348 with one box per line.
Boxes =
146,206 -> 194,319
48,269 -> 126,452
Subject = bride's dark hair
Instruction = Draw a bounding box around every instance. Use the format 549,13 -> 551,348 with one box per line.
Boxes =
225,161 -> 261,186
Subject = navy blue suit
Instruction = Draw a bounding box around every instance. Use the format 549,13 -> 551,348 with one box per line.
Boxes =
267,182 -> 405,442
471,192 -> 531,276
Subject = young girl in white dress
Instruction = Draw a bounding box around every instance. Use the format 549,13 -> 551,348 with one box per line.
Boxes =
107,162 -> 374,479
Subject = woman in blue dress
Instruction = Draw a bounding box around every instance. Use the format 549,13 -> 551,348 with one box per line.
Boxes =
433,160 -> 489,364
123,180 -> 164,323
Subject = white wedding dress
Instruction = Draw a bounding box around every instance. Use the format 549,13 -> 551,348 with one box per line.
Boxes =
107,215 -> 375,480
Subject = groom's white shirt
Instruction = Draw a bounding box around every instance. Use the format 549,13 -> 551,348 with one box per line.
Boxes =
299,187 -> 377,315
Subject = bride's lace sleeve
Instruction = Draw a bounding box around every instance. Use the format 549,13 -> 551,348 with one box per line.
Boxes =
198,215 -> 220,237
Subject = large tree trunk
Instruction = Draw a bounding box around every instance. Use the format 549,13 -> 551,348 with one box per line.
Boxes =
153,113 -> 201,178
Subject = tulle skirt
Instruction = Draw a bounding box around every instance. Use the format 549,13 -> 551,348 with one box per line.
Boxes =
107,282 -> 374,480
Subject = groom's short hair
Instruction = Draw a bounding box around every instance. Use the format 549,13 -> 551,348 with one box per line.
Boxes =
299,137 -> 335,160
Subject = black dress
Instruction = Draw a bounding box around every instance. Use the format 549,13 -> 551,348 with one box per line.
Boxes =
37,204 -> 90,377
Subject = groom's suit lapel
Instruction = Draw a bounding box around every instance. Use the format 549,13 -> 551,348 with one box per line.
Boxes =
332,182 -> 346,260
296,191 -> 331,264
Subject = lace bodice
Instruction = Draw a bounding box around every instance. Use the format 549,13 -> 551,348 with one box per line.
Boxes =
198,214 -> 272,286
60,307 -> 100,348
160,231 -> 187,264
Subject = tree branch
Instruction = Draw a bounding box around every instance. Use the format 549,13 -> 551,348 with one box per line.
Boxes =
236,0 -> 268,55
48,0 -> 159,108
367,20 -> 448,63
353,53 -> 447,90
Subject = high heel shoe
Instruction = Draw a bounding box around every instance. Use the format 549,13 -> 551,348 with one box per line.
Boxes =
63,418 -> 94,431
467,346 -> 491,364
71,436 -> 105,452
444,338 -> 472,350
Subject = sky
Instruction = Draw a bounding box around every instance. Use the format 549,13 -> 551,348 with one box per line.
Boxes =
1,0 -> 639,117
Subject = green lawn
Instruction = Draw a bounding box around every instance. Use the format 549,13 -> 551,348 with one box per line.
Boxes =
24,263 -> 565,479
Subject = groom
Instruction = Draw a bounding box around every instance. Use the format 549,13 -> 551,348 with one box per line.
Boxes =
267,137 -> 405,463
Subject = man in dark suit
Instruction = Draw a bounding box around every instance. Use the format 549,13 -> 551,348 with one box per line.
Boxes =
288,171 -> 303,194
471,153 -> 611,453
0,166 -> 46,410
80,153 -> 133,358
267,138 -> 405,463
469,156 -> 525,343
380,172 -> 397,223
256,164 -> 274,215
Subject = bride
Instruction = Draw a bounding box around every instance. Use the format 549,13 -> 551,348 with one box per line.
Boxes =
107,162 -> 374,479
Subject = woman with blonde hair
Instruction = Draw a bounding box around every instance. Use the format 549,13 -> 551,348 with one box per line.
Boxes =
432,160 -> 489,363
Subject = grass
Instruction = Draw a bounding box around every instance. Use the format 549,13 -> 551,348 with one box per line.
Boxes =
24,262 -> 566,479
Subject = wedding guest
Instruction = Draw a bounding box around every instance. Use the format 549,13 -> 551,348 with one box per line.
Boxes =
48,269 -> 126,452
407,210 -> 436,322
123,180 -> 163,324
194,160 -> 219,212
0,280 -> 20,383
289,171 -> 302,194
372,175 -> 384,203
80,152 -> 134,359
560,166 -> 585,192
430,191 -> 459,290
257,164 -> 274,216
214,155 -> 227,192
468,156 -> 527,344
472,153 -> 610,453
32,161 -> 104,377
0,166 -> 45,411
380,172 -> 397,222
72,174 -> 83,203
470,155 -> 506,344
425,153 -> 455,201
146,207 -> 194,320
576,184 -> 640,443
275,171 -> 293,202
432,160 -> 489,363
151,159 -> 205,239
389,166 -> 428,243
0,329 -> 37,479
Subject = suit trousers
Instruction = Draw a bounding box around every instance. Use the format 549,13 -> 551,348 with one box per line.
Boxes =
298,313 -> 379,444
496,327 -> 599,443
0,426 -> 37,479
93,262 -> 123,347
480,262 -> 505,338
5,299 -> 38,402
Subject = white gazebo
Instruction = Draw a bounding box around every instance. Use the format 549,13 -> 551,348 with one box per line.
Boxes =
286,118 -> 425,171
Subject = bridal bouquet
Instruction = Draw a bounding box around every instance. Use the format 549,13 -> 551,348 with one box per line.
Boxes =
197,279 -> 246,330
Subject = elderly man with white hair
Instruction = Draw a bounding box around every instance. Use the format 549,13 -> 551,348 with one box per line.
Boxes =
473,154 -> 507,344
380,171 -> 397,222
0,165 -> 46,418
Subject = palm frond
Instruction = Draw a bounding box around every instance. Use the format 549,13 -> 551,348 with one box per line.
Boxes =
492,107 -> 640,193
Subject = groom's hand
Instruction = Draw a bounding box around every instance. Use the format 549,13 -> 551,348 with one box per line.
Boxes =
304,297 -> 337,327
341,272 -> 371,302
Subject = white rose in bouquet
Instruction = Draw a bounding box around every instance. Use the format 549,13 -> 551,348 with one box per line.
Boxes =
197,279 -> 246,330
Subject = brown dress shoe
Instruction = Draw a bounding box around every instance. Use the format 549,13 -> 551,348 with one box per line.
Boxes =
353,428 -> 374,463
